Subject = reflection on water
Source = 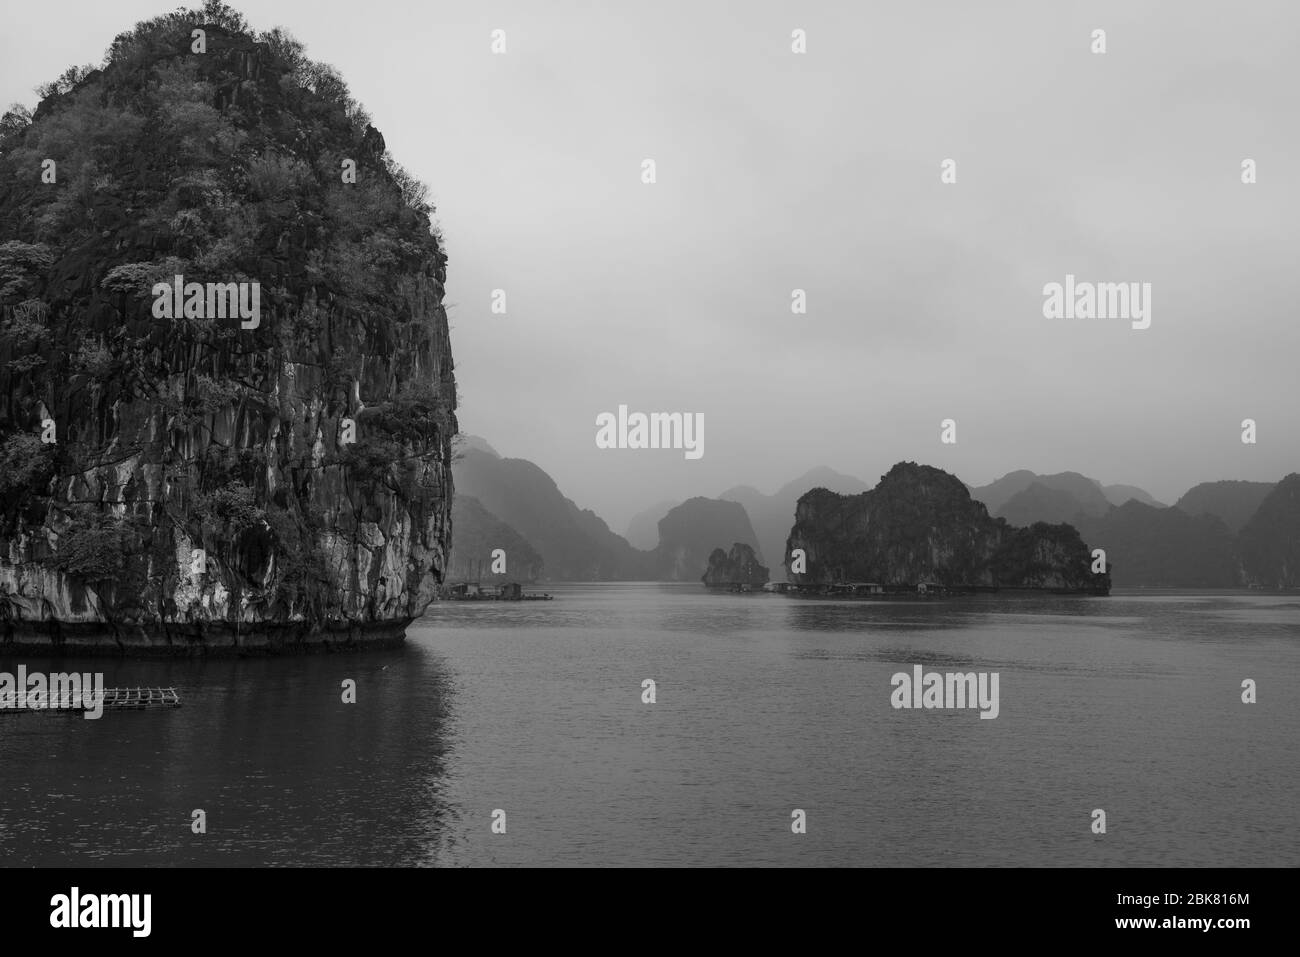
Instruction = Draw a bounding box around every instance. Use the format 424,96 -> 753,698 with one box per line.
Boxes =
0,645 -> 459,866
2,584 -> 1297,866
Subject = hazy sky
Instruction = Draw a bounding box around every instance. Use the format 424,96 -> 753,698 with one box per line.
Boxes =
4,1 -> 1298,530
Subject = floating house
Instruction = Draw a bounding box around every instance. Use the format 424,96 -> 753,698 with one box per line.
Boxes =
850,582 -> 885,595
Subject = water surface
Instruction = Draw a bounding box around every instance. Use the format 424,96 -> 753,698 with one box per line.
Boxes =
1,585 -> 1296,866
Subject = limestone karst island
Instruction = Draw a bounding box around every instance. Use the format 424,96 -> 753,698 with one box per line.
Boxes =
0,9 -> 456,653
7,7 -> 1298,657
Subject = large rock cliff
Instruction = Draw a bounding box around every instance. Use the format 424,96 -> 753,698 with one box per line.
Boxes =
785,462 -> 1109,593
0,6 -> 456,653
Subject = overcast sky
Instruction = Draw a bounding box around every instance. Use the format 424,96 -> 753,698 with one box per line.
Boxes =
4,1 -> 1297,530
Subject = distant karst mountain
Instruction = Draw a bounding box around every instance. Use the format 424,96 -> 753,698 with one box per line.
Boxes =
448,495 -> 543,584
970,471 -> 1124,521
969,471 -> 1290,588
722,466 -> 870,581
452,441 -> 1295,591
997,483 -> 1095,528
1239,475 -> 1300,589
1174,480 -> 1276,534
624,499 -> 678,550
787,463 -> 1109,593
1073,502 -> 1239,588
650,498 -> 763,581
452,440 -> 765,582
453,445 -> 645,580
1103,484 -> 1165,509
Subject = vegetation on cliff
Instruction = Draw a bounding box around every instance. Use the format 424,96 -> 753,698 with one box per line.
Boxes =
702,543 -> 769,587
0,2 -> 456,642
785,462 -> 1108,592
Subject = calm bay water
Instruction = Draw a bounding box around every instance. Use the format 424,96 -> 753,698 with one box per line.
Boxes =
2,584 -> 1297,867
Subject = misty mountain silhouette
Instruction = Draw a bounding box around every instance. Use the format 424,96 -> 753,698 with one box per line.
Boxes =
624,499 -> 679,550
452,443 -> 1297,589
452,437 -> 764,582
1174,480 -> 1276,534
968,470 -> 1153,519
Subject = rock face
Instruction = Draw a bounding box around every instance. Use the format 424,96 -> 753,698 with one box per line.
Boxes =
785,462 -> 1109,593
701,543 -> 769,588
0,9 -> 456,653
1239,474 -> 1300,589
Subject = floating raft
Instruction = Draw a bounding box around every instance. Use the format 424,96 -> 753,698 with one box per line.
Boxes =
99,687 -> 182,710
29,687 -> 182,711
0,686 -> 183,716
